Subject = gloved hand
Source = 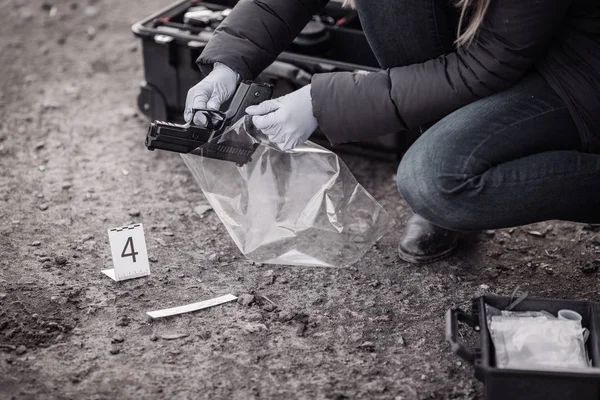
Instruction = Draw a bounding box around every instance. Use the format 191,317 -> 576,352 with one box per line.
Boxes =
184,62 -> 240,126
245,85 -> 318,151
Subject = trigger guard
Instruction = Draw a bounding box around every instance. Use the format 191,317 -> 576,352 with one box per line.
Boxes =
191,109 -> 226,130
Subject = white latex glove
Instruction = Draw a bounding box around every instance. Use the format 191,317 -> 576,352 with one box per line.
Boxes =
245,85 -> 318,151
184,62 -> 240,126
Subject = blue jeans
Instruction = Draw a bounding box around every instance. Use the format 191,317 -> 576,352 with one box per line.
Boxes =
356,0 -> 600,230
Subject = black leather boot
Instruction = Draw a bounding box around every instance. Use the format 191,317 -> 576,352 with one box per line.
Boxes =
398,213 -> 458,264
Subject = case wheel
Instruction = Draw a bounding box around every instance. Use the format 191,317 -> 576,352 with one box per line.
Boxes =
137,82 -> 168,121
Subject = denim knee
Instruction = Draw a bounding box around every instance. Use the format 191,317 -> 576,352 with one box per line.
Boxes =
396,136 -> 475,231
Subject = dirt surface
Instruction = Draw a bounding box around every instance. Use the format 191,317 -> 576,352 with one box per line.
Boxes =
2,1 -> 600,399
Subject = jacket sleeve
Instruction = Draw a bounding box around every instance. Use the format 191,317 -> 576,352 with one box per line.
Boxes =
312,0 -> 573,144
197,0 -> 329,80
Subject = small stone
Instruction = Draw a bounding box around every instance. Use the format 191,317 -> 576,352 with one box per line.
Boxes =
357,341 -> 375,351
264,270 -> 275,285
128,209 -> 141,217
193,204 -> 212,217
111,335 -> 125,344
543,265 -> 555,275
35,142 -> 45,150
55,255 -> 67,265
61,183 -> 72,190
115,316 -> 130,327
39,204 -> 49,211
50,295 -> 67,304
238,294 -> 255,306
582,260 -> 600,274
30,241 -> 41,246
162,232 -> 174,237
109,345 -> 120,355
208,253 -> 217,262
160,333 -> 188,340
527,230 -> 545,238
20,9 -> 33,20
243,323 -> 268,334
295,321 -> 308,337
479,284 -> 490,290
149,256 -> 158,263
150,334 -> 159,342
16,345 -> 27,355
350,332 -> 363,342
119,107 -> 137,121
293,313 -> 309,337
87,27 -> 96,39
398,335 -> 406,347
121,169 -> 129,176
262,303 -> 276,312
278,310 -> 294,322
0,293 -> 7,299
84,6 -> 98,17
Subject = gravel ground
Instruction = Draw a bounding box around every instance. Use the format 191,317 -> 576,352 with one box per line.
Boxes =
2,1 -> 600,399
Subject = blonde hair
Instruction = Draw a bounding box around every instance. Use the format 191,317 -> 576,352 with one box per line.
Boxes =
342,0 -> 490,47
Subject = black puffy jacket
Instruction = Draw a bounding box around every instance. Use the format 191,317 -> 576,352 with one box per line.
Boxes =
198,0 -> 600,151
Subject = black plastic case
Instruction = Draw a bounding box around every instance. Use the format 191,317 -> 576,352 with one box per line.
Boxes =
447,295 -> 600,400
131,0 -> 404,159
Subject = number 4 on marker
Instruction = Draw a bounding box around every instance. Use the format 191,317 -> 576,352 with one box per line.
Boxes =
103,224 -> 150,282
121,237 -> 138,263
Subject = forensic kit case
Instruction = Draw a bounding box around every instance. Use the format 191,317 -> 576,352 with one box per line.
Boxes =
131,0 -> 406,159
447,295 -> 600,400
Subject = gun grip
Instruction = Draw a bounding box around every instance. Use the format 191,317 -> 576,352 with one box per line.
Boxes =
224,82 -> 273,127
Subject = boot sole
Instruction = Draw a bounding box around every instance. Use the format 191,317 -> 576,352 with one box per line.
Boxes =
398,241 -> 458,265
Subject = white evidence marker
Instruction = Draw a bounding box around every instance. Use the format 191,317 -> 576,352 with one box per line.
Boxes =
102,223 -> 151,281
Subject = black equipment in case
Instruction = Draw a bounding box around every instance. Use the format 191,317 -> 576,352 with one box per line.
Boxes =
131,0 -> 405,159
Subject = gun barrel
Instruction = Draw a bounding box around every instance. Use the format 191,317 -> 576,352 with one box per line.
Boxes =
146,122 -> 208,154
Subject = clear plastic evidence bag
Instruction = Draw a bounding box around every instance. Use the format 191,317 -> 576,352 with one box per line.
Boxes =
181,117 -> 395,267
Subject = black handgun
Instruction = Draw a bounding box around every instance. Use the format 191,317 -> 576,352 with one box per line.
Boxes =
145,81 -> 273,166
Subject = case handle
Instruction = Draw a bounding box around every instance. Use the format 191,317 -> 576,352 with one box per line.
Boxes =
445,307 -> 478,365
